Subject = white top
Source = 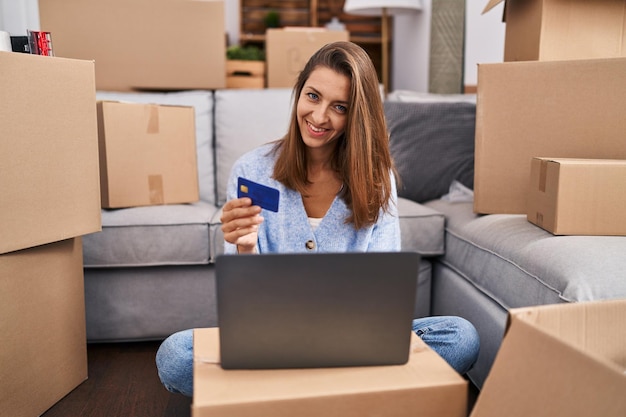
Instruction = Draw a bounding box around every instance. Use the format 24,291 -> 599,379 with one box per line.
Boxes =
308,217 -> 323,231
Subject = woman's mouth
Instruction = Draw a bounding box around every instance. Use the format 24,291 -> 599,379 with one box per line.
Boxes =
307,121 -> 328,136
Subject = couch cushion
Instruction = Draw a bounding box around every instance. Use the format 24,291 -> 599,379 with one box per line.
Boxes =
214,88 -> 293,205
425,199 -> 626,307
95,90 -> 215,204
83,202 -> 218,267
385,100 -> 476,203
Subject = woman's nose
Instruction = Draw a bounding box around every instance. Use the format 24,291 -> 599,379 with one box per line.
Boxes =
312,105 -> 330,124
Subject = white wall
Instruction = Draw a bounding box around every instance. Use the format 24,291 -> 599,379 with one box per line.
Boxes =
1,0 -> 504,92
392,1 -> 432,92
0,0 -> 39,34
463,0 -> 505,88
392,0 -> 505,91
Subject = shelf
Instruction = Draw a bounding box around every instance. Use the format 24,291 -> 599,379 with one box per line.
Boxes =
239,0 -> 386,80
240,1 -> 383,42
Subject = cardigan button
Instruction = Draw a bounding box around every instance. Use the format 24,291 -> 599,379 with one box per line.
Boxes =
305,240 -> 316,250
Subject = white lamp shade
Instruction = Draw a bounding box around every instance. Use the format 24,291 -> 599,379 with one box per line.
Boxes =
343,0 -> 423,16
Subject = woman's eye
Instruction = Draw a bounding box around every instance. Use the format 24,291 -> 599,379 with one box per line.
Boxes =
335,105 -> 347,114
307,92 -> 319,100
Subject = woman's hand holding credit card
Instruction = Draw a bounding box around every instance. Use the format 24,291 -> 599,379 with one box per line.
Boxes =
237,177 -> 280,212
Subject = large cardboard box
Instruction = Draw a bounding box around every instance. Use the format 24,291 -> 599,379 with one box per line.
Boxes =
39,0 -> 226,91
266,28 -> 349,88
527,158 -> 626,236
192,328 -> 467,417
483,0 -> 626,61
0,238 -> 88,417
474,57 -> 626,214
97,101 -> 199,208
470,299 -> 626,417
0,51 -> 101,255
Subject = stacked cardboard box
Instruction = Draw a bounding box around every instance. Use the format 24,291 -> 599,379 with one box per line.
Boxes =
474,0 -> 626,229
483,0 -> 626,62
527,158 -> 626,236
38,0 -> 226,91
0,51 -> 101,417
473,57 -> 626,215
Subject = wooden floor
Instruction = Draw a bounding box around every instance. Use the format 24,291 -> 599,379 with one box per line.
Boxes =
42,340 -> 479,417
42,341 -> 192,417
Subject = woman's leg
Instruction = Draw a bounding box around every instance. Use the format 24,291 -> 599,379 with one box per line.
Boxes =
412,316 -> 480,375
155,329 -> 194,397
155,319 -> 479,396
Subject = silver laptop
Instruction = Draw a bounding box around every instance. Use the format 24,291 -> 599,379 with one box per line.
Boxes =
216,252 -> 420,370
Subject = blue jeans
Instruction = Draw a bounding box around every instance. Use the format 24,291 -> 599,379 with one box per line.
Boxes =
156,316 -> 480,397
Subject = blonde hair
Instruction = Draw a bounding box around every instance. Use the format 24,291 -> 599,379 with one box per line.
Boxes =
272,41 -> 396,229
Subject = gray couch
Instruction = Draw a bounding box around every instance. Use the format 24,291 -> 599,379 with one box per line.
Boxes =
84,89 -> 626,389
84,88 -> 441,338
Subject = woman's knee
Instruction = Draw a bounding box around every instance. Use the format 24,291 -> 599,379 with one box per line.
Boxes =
155,329 -> 194,397
453,317 -> 480,363
412,316 -> 480,375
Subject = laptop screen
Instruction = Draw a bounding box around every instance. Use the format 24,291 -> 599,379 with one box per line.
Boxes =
216,252 -> 420,369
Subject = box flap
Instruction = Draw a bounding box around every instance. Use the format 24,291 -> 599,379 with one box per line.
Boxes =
508,299 -> 626,369
471,307 -> 626,417
482,0 -> 504,14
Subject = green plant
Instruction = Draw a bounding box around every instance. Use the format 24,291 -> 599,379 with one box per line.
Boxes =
263,10 -> 281,28
226,45 -> 265,61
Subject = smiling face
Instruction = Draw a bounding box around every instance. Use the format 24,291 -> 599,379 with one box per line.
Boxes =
297,66 -> 351,155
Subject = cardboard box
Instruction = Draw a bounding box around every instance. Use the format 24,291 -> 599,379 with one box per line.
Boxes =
192,328 -> 467,417
97,101 -> 199,208
483,0 -> 626,61
0,238 -> 88,417
266,28 -> 349,88
0,51 -> 101,255
39,0 -> 226,91
470,299 -> 626,417
473,57 -> 626,215
226,60 -> 265,89
527,158 -> 626,235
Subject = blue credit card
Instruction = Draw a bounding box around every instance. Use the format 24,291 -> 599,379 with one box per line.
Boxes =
237,177 -> 280,212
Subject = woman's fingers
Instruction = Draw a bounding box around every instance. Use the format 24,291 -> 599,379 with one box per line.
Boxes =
220,198 -> 260,223
220,197 -> 264,245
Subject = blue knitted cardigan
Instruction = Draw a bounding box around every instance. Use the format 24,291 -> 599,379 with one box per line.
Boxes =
224,143 -> 401,254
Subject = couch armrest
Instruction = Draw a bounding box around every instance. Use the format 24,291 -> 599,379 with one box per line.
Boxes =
398,197 -> 445,256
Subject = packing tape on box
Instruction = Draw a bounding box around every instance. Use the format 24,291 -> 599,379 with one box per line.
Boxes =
147,105 -> 159,134
149,175 -> 164,205
539,159 -> 548,192
0,31 -> 11,52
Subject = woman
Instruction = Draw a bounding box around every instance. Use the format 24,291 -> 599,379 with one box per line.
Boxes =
156,41 -> 479,397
